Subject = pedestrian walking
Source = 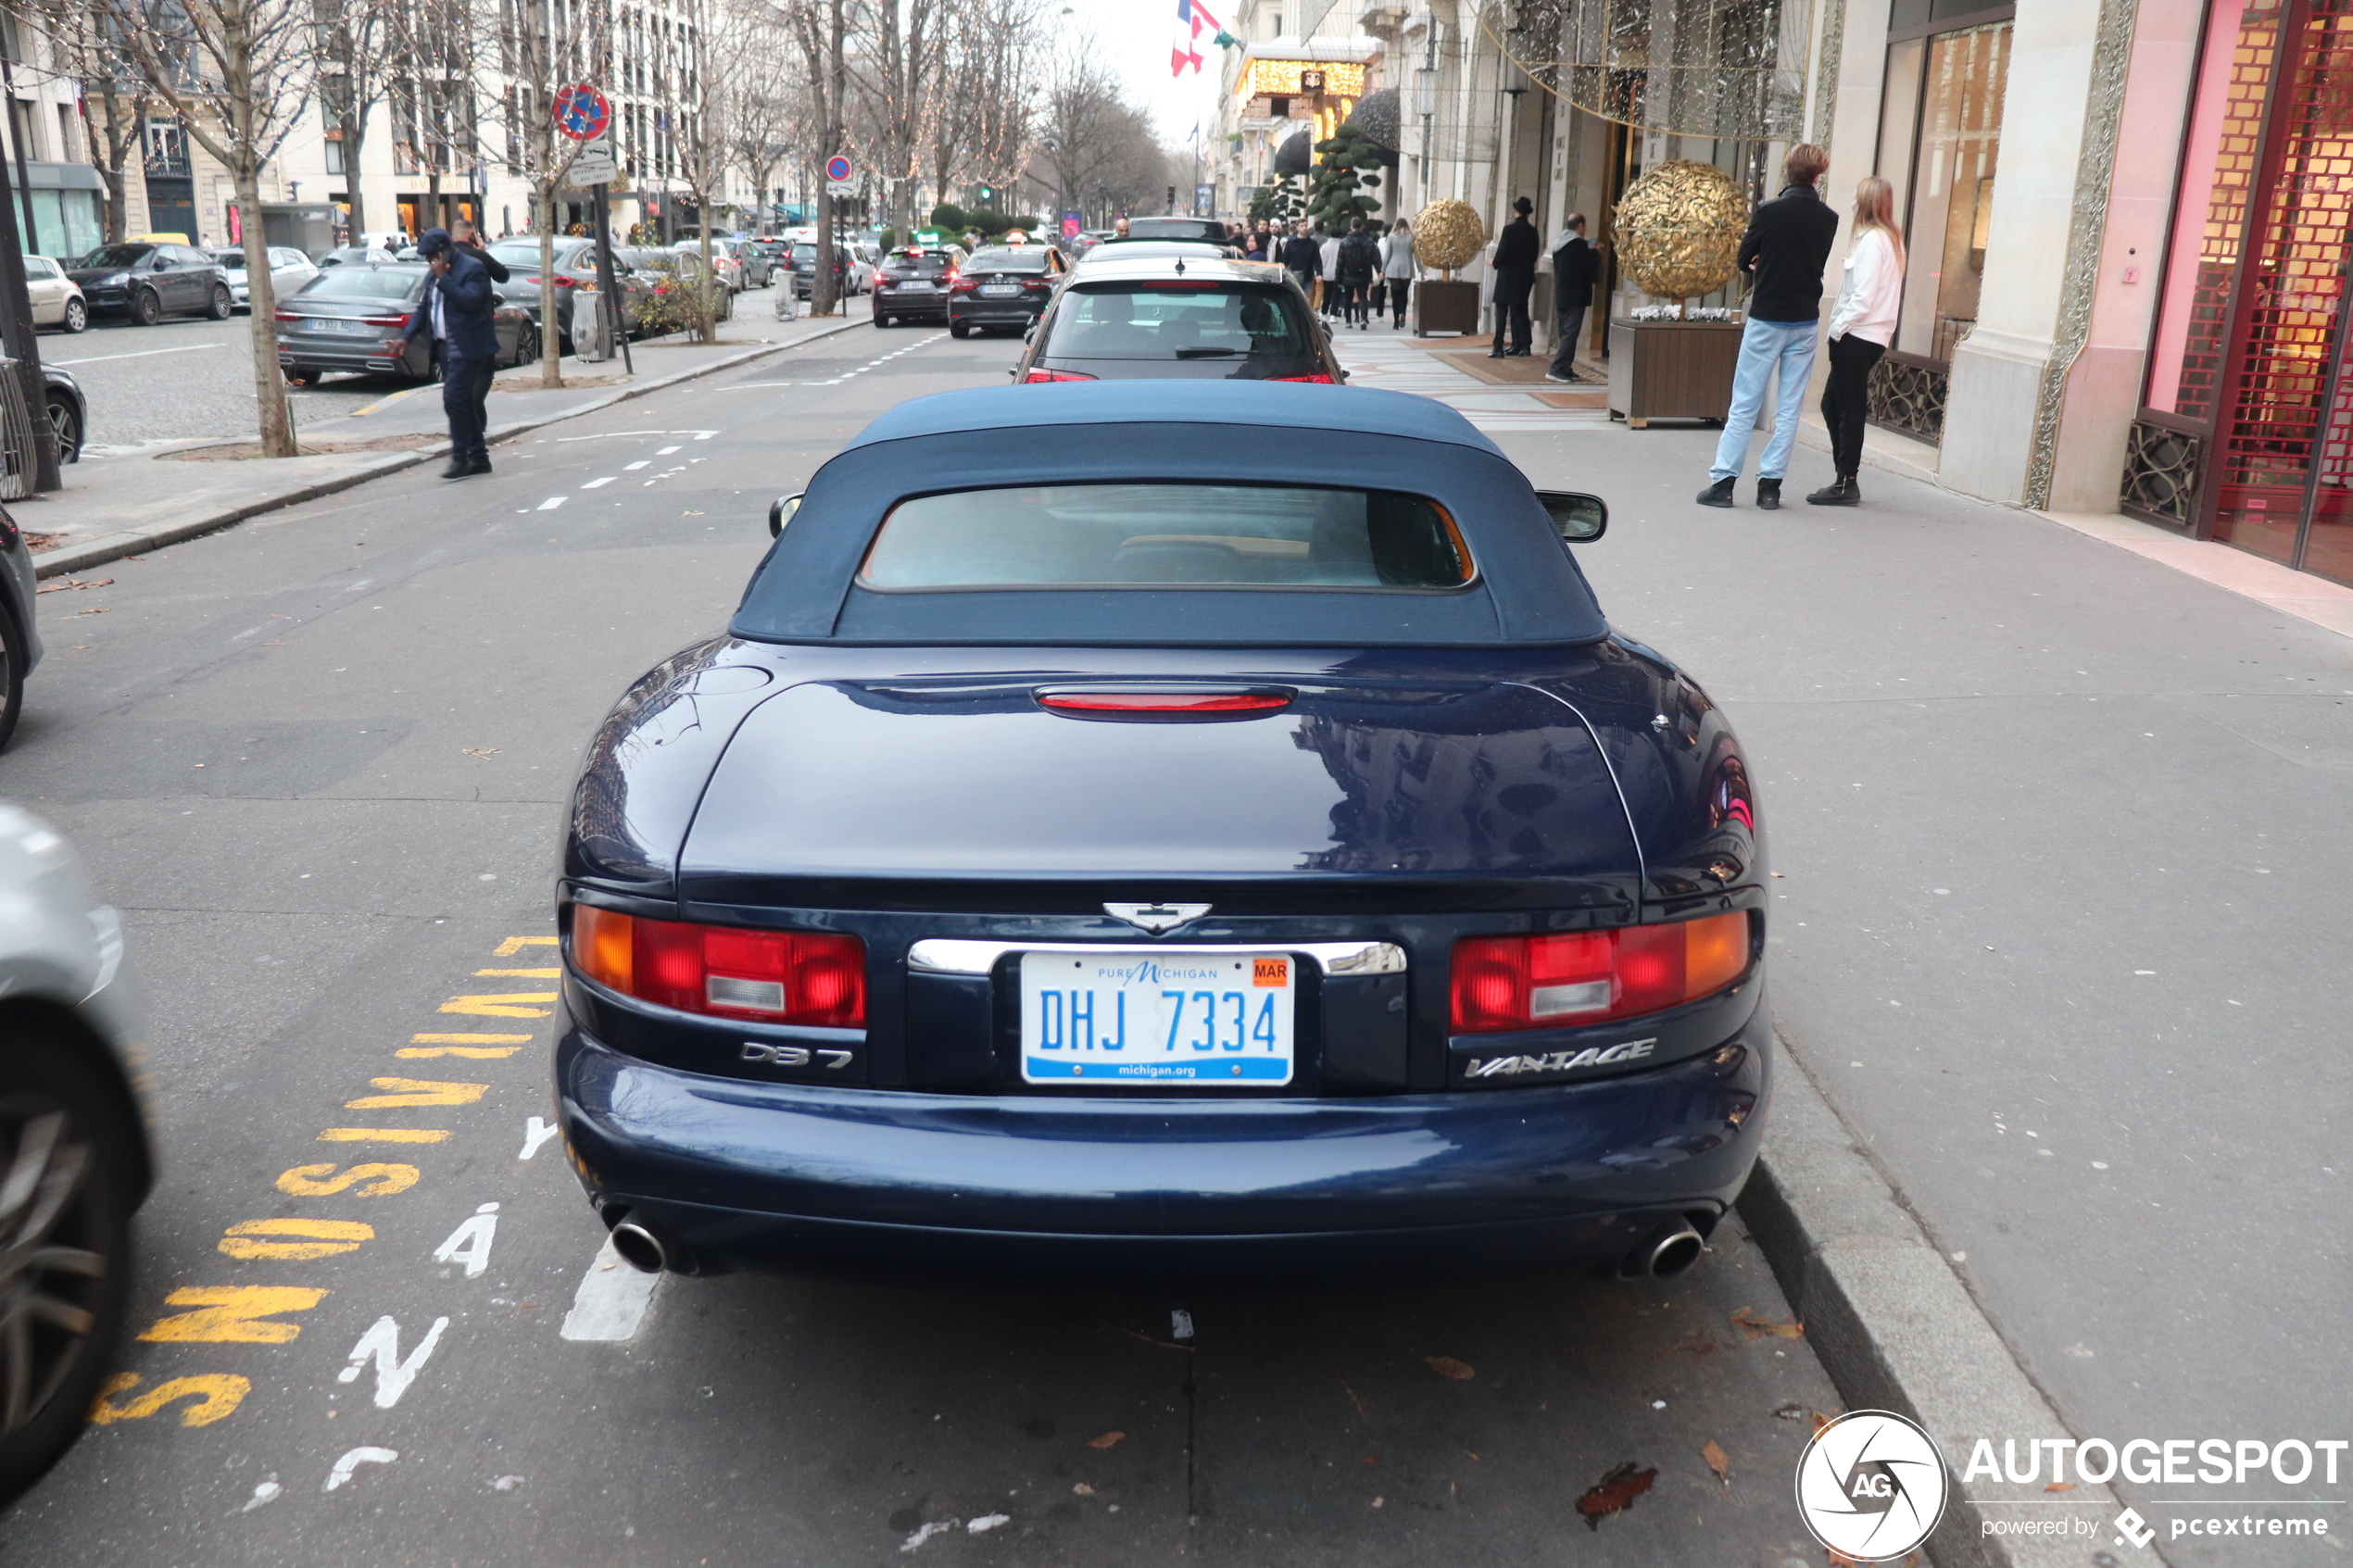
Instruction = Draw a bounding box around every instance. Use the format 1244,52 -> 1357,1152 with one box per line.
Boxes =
405,227 -> 498,479
1337,218 -> 1379,329
1279,220 -> 1320,307
1383,218 -> 1417,329
1489,195 -> 1539,358
1318,227 -> 1342,317
449,219 -> 509,432
1809,176 -> 1906,507
1546,212 -> 1598,383
1697,144 -> 1840,511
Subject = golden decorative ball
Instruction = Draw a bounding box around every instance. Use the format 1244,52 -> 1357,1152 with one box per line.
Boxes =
1412,198 -> 1485,274
1609,160 -> 1749,302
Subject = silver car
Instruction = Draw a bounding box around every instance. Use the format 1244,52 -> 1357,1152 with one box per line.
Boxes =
0,804 -> 152,1500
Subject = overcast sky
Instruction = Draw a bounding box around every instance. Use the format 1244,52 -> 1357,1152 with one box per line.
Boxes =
1063,0 -> 1231,144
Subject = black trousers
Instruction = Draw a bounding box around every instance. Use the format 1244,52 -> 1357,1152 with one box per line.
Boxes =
442,347 -> 489,465
1491,271 -> 1532,354
1820,333 -> 1886,478
1549,305 -> 1588,378
1341,280 -> 1370,324
1388,277 -> 1412,325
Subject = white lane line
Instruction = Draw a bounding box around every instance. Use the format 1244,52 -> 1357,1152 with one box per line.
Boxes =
581,476 -> 615,488
536,495 -> 566,510
559,1236 -> 661,1341
623,460 -> 649,470
49,342 -> 225,367
656,445 -> 682,454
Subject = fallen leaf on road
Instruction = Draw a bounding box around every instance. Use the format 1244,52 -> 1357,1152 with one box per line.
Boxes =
2045,1481 -> 2076,1493
1730,1307 -> 1805,1339
1812,1411 -> 1838,1436
1575,1461 -> 1656,1530
1101,1322 -> 1194,1354
1072,1483 -> 1094,1496
75,606 -> 107,615
1337,1373 -> 1371,1423
1424,1355 -> 1475,1381
462,747 -> 502,759
1362,1454 -> 1379,1465
1087,1431 -> 1126,1449
35,577 -> 111,594
1655,1327 -> 1721,1361
1702,1439 -> 1730,1485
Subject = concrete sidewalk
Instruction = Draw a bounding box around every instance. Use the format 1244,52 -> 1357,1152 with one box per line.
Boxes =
16,312 -> 864,578
1353,330 -> 2352,1564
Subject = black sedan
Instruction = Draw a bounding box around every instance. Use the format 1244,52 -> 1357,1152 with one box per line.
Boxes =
555,381 -> 1768,1283
275,264 -> 539,386
870,246 -> 961,327
1011,254 -> 1344,383
945,245 -> 1063,337
66,242 -> 232,325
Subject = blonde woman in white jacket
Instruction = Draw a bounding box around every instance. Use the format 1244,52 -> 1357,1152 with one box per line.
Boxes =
1809,176 -> 1906,507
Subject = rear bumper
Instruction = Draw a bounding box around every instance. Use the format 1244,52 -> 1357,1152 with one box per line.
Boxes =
948,299 -> 1046,325
556,1005 -> 1769,1276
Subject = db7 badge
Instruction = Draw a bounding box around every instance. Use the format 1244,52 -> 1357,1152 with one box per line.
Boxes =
740,1042 -> 854,1069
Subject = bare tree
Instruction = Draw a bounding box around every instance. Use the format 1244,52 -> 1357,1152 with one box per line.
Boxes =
94,0 -> 317,456
780,0 -> 846,313
1038,37 -> 1168,226
311,0 -> 395,239
849,0 -> 937,234
384,0 -> 476,240
491,0 -> 608,384
718,3 -> 794,234
24,0 -> 149,243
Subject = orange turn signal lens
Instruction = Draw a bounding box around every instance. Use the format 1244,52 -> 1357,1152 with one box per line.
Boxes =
1451,911 -> 1753,1034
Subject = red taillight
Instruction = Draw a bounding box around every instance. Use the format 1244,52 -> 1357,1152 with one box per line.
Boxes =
572,907 -> 865,1027
1038,689 -> 1289,713
1022,368 -> 1097,383
1450,912 -> 1752,1033
274,308 -> 301,322
1270,373 -> 1337,383
1023,278 -> 1052,290
361,315 -> 409,326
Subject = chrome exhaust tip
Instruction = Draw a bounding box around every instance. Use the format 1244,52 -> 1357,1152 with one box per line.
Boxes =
1643,1223 -> 1705,1280
610,1221 -> 671,1274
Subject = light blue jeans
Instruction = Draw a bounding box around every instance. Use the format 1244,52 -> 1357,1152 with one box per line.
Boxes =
1711,318 -> 1820,482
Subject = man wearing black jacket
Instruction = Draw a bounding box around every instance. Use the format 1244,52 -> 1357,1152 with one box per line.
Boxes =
1278,220 -> 1321,306
1489,195 -> 1539,357
1547,212 -> 1597,383
1699,144 -> 1840,511
449,220 -> 509,440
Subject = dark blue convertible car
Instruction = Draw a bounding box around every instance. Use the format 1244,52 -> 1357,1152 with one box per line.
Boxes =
556,382 -> 1768,1280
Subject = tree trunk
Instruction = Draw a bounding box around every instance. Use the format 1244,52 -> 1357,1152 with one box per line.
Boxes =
698,211 -> 717,345
537,185 -> 563,385
95,88 -> 136,245
343,116 -> 370,237
234,159 -> 298,458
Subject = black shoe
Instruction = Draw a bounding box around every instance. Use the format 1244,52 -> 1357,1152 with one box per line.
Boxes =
440,459 -> 472,480
1696,477 -> 1736,508
468,456 -> 493,476
1756,478 -> 1781,511
1807,475 -> 1860,506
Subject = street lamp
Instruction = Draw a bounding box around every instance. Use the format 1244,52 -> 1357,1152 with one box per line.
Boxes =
1413,66 -> 1439,119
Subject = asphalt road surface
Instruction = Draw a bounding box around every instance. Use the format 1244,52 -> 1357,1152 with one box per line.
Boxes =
0,332 -> 1842,1567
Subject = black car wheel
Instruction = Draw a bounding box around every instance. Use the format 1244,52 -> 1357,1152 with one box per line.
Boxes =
0,605 -> 24,753
61,299 -> 87,334
130,290 -> 160,327
0,1044 -> 138,1502
207,284 -> 233,320
516,322 -> 542,367
950,320 -> 971,339
874,312 -> 889,328
44,393 -> 80,465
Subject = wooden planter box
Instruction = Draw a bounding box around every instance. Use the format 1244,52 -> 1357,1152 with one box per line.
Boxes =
1605,317 -> 1744,427
1415,279 -> 1481,336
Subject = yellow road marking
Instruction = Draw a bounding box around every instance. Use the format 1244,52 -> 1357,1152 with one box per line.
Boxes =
439,993 -> 555,1018
219,1219 -> 374,1261
494,936 -> 559,956
89,1373 -> 251,1427
344,1077 -> 488,1109
411,1033 -> 532,1044
276,1162 -> 419,1197
473,967 -> 560,977
396,1045 -> 522,1059
139,1286 -> 329,1344
318,1128 -> 449,1143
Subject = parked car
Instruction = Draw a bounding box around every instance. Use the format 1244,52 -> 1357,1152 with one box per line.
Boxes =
623,248 -> 734,331
945,244 -> 1065,337
552,381 -> 1762,1283
275,264 -> 539,386
485,238 -> 614,350
41,367 -> 84,465
205,245 -> 321,311
0,801 -> 153,1499
0,506 -> 43,746
870,246 -> 963,327
715,237 -> 772,290
787,238 -> 873,300
1012,254 -> 1342,383
22,257 -> 88,333
318,245 -> 397,270
65,242 -> 232,325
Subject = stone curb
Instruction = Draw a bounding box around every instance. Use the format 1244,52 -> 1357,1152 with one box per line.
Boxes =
31,316 -> 865,579
1740,1036 -> 2145,1568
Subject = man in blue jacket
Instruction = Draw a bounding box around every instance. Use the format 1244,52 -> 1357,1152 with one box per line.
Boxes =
404,227 -> 498,479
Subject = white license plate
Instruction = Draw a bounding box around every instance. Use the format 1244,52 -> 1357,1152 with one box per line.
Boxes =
306,318 -> 365,334
898,282 -> 935,293
1020,950 -> 1295,1085
980,283 -> 1021,297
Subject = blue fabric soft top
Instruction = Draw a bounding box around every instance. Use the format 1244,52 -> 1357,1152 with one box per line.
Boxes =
732,383 -> 1609,646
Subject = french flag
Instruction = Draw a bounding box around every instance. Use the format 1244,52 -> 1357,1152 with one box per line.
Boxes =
1173,0 -> 1223,76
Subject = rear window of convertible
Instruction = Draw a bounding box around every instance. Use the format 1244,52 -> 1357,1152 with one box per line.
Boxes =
858,483 -> 1473,590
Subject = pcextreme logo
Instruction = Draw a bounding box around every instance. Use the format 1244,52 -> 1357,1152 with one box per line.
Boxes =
1794,1410 -> 1951,1562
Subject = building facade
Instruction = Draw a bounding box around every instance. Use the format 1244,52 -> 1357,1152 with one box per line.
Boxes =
1207,0 -> 2353,593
